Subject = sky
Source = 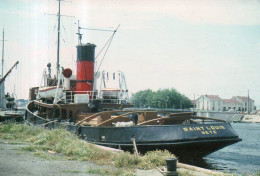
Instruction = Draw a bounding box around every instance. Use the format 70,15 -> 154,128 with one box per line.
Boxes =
0,0 -> 259,107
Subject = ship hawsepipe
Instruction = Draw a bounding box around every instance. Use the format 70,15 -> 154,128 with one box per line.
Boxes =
25,101 -> 241,159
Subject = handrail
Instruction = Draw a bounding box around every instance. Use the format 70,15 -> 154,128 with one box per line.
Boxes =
96,111 -> 139,127
75,112 -> 103,126
64,90 -> 126,104
137,113 -> 224,126
191,116 -> 226,122
137,115 -> 167,126
168,112 -> 194,116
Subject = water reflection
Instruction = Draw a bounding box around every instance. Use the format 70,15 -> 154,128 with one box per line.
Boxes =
182,123 -> 260,174
180,157 -> 215,170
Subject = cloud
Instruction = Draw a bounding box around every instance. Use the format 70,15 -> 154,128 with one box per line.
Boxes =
257,42 -> 260,51
165,0 -> 260,25
77,0 -> 260,26
0,2 -> 47,19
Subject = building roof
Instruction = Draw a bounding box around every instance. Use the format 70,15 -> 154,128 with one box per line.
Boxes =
204,95 -> 222,101
191,100 -> 196,105
233,96 -> 254,102
223,99 -> 242,105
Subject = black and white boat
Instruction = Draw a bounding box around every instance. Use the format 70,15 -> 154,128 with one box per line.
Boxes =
25,1 -> 241,160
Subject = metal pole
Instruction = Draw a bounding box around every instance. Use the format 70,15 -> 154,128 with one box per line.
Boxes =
193,93 -> 195,111
1,29 -> 4,78
56,0 -> 61,78
0,29 -> 5,107
247,90 -> 249,114
46,1 -> 74,78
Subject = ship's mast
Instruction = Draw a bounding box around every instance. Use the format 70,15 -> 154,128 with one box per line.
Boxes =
76,20 -> 82,45
56,0 -> 61,78
0,29 -> 6,108
1,29 -> 4,78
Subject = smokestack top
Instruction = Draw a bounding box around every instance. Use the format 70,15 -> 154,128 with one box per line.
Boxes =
76,43 -> 96,48
77,43 -> 96,62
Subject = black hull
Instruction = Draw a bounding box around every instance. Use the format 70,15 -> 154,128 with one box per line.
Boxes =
104,138 -> 239,159
0,115 -> 23,122
0,110 -> 25,122
79,124 -> 241,159
25,102 -> 241,159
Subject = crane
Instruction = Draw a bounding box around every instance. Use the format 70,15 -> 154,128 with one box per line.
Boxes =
0,61 -> 19,86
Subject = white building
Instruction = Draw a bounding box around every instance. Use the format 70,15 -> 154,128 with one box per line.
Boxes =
232,96 -> 255,112
196,95 -> 223,111
223,99 -> 242,111
196,95 -> 255,112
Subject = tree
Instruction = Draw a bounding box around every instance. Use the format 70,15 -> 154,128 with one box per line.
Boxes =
131,88 -> 192,109
131,89 -> 153,107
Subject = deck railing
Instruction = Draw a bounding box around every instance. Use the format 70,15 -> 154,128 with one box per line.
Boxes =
64,90 -> 127,104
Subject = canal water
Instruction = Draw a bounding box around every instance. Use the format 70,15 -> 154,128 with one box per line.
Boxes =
193,123 -> 260,174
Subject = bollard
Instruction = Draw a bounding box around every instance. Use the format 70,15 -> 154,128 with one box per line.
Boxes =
166,158 -> 177,171
166,158 -> 178,176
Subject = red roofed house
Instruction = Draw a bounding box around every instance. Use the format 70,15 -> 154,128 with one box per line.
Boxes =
223,99 -> 243,111
232,96 -> 255,112
196,95 -> 255,112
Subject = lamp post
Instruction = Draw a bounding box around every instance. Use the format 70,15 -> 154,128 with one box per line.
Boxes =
139,93 -> 145,108
247,90 -> 250,114
165,96 -> 169,109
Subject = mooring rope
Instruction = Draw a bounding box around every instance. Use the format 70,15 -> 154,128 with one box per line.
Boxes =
131,136 -> 139,156
38,120 -> 58,127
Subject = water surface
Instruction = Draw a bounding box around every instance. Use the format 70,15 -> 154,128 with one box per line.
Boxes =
203,123 -> 260,174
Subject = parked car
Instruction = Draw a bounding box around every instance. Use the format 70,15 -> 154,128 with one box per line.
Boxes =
228,109 -> 235,112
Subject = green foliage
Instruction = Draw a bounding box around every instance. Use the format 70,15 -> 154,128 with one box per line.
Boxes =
29,128 -> 113,162
0,123 -> 44,140
113,150 -> 175,170
0,123 -> 175,172
22,145 -> 51,152
1,124 -> 239,176
114,152 -> 141,168
139,150 -> 176,169
86,167 -> 135,176
131,88 -> 192,109
178,170 -> 194,176
62,170 -> 82,174
0,123 -> 112,162
131,89 -> 153,108
63,168 -> 135,176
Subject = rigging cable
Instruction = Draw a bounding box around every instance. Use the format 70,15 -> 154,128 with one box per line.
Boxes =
95,25 -> 120,74
95,32 -> 115,61
95,33 -> 115,74
79,25 -> 120,83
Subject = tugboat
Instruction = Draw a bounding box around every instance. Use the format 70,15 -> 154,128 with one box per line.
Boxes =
25,1 -> 241,159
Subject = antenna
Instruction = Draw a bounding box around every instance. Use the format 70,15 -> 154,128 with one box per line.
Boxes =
45,0 -> 74,79
0,28 -> 7,107
1,28 -> 7,79
79,27 -> 116,32
76,20 -> 83,45
56,0 -> 61,78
